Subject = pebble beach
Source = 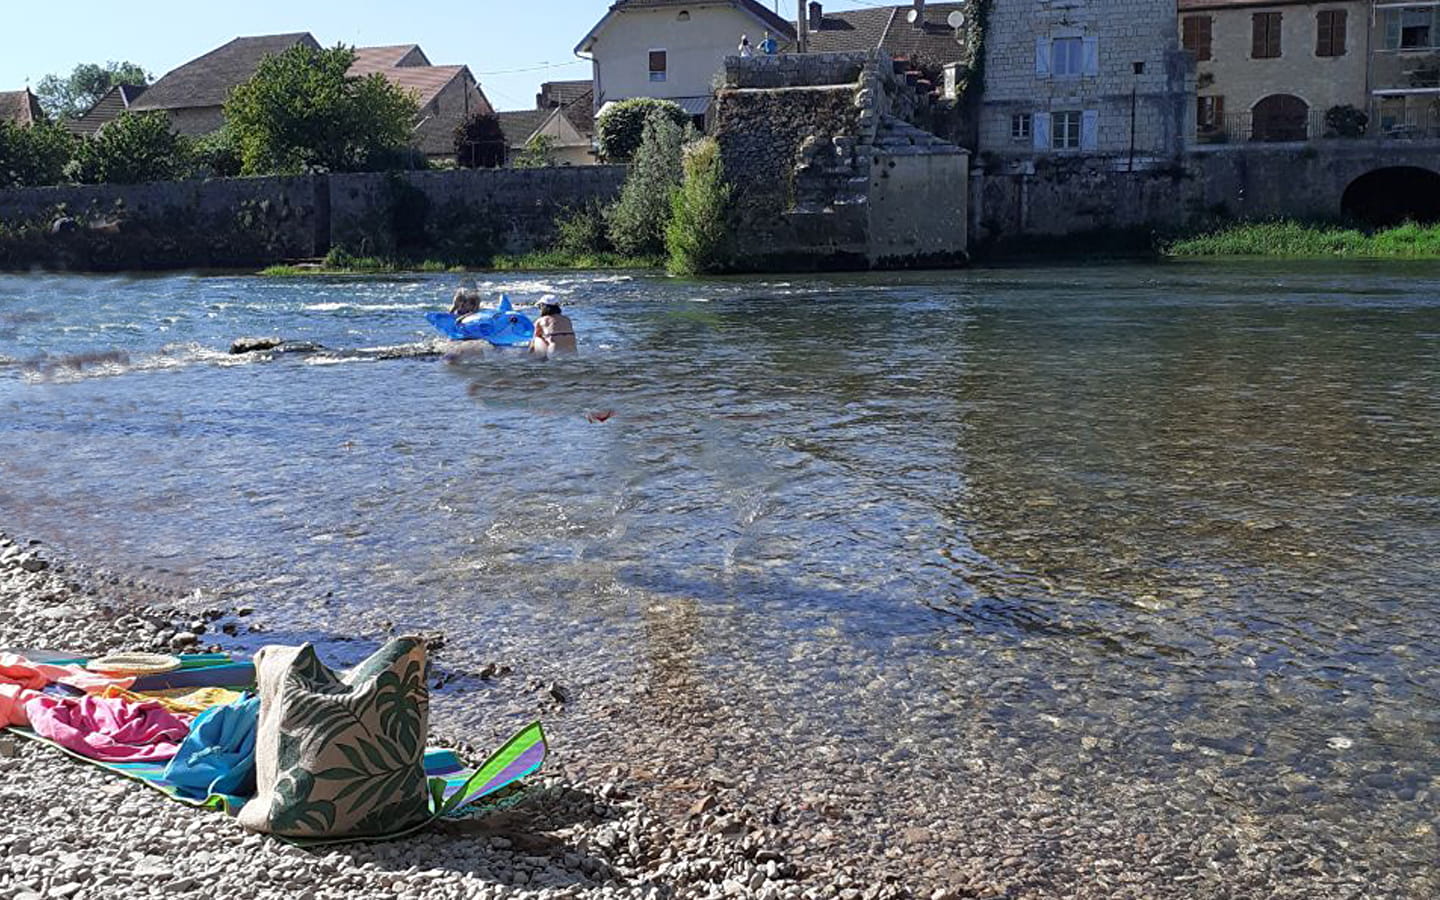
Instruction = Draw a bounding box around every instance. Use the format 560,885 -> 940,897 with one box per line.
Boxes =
3,530 -> 1434,900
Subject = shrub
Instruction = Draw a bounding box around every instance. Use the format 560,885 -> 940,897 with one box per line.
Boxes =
665,137 -> 733,275
0,120 -> 75,187
454,112 -> 506,168
511,134 -> 557,168
68,112 -> 189,184
1324,105 -> 1368,139
189,127 -> 242,178
553,202 -> 613,255
606,112 -> 687,255
595,98 -> 689,163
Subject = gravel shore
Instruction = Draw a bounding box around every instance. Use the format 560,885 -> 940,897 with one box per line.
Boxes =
2,530 -> 1434,900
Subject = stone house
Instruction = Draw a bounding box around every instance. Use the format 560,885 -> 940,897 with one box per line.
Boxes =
127,33 -> 321,136
574,0 -> 796,126
977,0 -> 1194,167
120,33 -> 492,161
0,88 -> 45,127
1179,0 -> 1369,143
496,81 -> 598,166
1370,3 -> 1440,136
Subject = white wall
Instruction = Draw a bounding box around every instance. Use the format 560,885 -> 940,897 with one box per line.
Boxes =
590,4 -> 761,103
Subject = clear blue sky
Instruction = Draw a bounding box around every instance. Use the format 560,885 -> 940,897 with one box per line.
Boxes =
4,0 -> 883,113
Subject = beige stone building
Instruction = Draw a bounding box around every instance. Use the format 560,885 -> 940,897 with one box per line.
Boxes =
574,0 -> 795,125
1370,3 -> 1440,136
1180,0 -> 1369,142
977,0 -> 1194,166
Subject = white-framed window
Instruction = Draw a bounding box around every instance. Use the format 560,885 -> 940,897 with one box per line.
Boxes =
1036,36 -> 1100,77
1033,110 -> 1099,151
1053,110 -> 1082,148
1011,112 -> 1032,141
648,49 -> 667,82
1052,37 -> 1083,76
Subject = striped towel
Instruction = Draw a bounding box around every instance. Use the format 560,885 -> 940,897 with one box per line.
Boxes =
6,720 -> 547,845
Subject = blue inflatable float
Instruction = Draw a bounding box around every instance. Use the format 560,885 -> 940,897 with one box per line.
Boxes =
425,295 -> 534,347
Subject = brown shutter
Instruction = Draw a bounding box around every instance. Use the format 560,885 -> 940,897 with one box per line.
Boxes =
1183,17 -> 1213,61
1333,10 -> 1347,55
1317,11 -> 1332,56
1253,14 -> 1266,57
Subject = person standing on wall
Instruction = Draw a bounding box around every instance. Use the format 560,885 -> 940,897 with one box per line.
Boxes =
738,35 -> 753,57
759,31 -> 778,55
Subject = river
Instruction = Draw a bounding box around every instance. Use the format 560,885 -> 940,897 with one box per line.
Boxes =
0,263 -> 1435,894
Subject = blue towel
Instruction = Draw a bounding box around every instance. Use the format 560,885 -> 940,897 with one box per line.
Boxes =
162,696 -> 259,802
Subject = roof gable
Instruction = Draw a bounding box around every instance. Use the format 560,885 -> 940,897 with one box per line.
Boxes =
65,84 -> 148,136
577,0 -> 797,54
130,32 -> 320,112
350,44 -> 430,76
806,3 -> 971,63
0,88 -> 44,127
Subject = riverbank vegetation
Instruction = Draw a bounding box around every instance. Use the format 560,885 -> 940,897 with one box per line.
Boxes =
1163,220 -> 1440,258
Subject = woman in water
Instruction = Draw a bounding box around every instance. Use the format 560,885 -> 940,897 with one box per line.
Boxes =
531,301 -> 577,357
450,286 -> 481,320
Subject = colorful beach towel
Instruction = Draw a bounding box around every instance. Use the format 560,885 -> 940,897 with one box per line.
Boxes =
6,720 -> 547,845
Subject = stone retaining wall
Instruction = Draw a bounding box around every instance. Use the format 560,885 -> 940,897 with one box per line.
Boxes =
0,166 -> 627,271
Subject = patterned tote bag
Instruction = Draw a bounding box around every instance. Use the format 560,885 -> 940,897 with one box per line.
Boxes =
238,636 -> 430,838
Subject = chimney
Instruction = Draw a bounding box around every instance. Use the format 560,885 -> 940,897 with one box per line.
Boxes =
911,0 -> 925,28
809,2 -> 823,31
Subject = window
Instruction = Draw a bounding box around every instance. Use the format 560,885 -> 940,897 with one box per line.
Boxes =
1182,16 -> 1212,61
1316,10 -> 1347,56
1053,110 -> 1082,149
1011,113 -> 1032,141
1252,12 -> 1282,59
1052,37 -> 1083,76
1197,95 -> 1225,132
648,49 -> 667,82
1380,8 -> 1437,49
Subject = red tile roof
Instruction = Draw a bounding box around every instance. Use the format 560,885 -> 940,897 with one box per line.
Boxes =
0,88 -> 44,127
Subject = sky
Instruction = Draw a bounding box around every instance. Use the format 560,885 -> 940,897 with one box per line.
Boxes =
3,0 -> 887,113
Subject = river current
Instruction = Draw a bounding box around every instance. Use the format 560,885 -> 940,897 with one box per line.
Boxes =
0,263 -> 1436,888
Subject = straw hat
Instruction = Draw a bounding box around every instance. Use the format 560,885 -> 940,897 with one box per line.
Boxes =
85,652 -> 183,676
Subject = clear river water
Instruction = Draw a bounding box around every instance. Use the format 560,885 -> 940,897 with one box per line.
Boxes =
0,263 -> 1435,890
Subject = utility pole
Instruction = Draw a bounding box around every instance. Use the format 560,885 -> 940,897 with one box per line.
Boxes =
797,0 -> 809,53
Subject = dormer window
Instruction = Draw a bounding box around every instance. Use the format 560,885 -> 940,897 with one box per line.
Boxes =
677,10 -> 690,21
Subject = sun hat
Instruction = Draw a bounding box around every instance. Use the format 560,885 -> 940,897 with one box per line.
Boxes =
85,652 -> 183,676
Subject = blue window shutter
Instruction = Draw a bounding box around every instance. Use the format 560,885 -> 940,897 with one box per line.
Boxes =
1081,109 -> 1099,150
1083,37 -> 1100,76
1035,38 -> 1051,77
1033,111 -> 1052,150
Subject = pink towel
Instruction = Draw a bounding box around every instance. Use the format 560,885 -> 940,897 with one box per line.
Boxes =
0,653 -> 135,727
23,694 -> 189,762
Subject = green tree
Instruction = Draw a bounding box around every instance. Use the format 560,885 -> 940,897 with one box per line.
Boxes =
453,112 -> 506,168
189,127 -> 243,178
35,61 -> 151,121
595,98 -> 689,163
606,111 -> 688,255
511,133 -> 557,168
0,120 -> 75,187
665,137 -> 733,275
68,112 -> 190,184
224,44 -> 418,175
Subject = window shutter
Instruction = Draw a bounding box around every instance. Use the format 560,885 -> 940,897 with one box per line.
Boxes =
1333,10 -> 1347,55
1080,109 -> 1099,150
1033,111 -> 1051,150
1082,37 -> 1100,76
1252,14 -> 1264,57
1384,10 -> 1401,50
1035,38 -> 1051,77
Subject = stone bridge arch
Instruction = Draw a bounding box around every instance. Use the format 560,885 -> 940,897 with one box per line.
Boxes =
1341,166 -> 1440,226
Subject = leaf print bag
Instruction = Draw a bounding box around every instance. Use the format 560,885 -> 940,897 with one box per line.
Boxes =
238,636 -> 431,838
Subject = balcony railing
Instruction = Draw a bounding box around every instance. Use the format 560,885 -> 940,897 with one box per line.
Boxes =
1195,105 -> 1440,144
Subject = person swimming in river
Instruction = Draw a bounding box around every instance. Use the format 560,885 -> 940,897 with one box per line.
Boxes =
449,286 -> 482,320
531,300 -> 577,357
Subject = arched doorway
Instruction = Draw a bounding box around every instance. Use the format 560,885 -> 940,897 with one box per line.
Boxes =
1252,94 -> 1309,142
1341,167 -> 1440,226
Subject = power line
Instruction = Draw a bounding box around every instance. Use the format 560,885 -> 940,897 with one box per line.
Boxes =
476,59 -> 588,76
